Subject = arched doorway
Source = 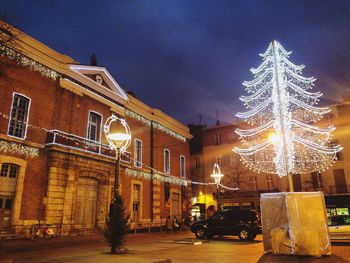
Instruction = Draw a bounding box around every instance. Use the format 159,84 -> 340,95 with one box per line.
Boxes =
74,177 -> 98,228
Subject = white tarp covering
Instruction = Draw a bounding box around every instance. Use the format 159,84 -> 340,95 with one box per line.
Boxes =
261,192 -> 331,257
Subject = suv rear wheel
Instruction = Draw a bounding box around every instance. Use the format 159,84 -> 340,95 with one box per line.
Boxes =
238,228 -> 251,240
194,226 -> 206,239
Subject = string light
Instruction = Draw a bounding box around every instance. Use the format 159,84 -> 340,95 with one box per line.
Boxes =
0,43 -> 186,144
125,109 -> 187,142
0,111 -> 234,188
0,140 -> 39,158
234,40 -> 342,177
0,43 -> 59,80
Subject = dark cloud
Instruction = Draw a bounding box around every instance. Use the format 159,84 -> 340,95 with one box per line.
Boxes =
3,0 -> 350,125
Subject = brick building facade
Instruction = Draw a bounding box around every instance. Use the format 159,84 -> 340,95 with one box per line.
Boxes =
0,22 -> 192,236
190,102 -> 350,216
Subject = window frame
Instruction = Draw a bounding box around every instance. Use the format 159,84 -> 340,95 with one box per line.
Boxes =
164,149 -> 170,174
215,155 -> 224,168
131,182 -> 142,223
87,110 -> 103,143
7,93 -> 31,139
134,139 -> 143,168
0,163 -> 20,179
251,176 -> 257,191
180,155 -> 186,178
266,175 -> 273,190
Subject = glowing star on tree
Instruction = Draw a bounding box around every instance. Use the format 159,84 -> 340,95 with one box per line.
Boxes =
234,40 -> 342,180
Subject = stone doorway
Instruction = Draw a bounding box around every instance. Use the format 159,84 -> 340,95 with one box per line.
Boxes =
0,163 -> 19,232
171,192 -> 181,219
74,177 -> 98,228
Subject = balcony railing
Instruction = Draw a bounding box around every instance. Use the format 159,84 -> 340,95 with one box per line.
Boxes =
45,129 -> 115,159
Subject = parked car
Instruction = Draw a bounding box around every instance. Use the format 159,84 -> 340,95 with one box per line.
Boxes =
328,215 -> 350,240
191,208 -> 261,240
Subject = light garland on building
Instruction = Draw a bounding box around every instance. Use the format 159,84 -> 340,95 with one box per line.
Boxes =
125,109 -> 151,126
125,109 -> 186,142
153,122 -> 186,142
0,140 -> 39,158
125,168 -> 187,186
234,41 -> 342,177
0,112 -> 113,153
0,110 -> 233,188
0,44 -> 59,80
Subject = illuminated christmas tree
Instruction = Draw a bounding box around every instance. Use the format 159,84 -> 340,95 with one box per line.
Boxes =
234,41 -> 342,184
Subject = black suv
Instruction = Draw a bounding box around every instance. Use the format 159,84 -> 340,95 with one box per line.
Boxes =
191,208 -> 261,240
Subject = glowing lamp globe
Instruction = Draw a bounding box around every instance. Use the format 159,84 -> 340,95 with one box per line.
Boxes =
104,114 -> 131,153
211,163 -> 224,185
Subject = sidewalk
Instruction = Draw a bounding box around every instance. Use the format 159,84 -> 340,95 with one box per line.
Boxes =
1,231 -> 349,263
0,231 -> 196,262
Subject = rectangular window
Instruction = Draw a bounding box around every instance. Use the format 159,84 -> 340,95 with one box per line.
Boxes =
251,176 -> 257,191
180,155 -> 186,178
132,184 -> 141,223
216,155 -> 224,167
311,172 -> 323,189
164,149 -> 170,174
266,175 -> 273,190
8,93 -> 30,138
195,156 -> 200,168
0,164 -> 19,178
134,139 -> 142,167
164,182 -> 170,202
5,198 -> 13,209
0,164 -> 9,177
87,111 -> 102,142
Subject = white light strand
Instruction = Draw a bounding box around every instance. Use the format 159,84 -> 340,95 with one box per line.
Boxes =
190,181 -> 217,185
218,183 -> 239,191
0,44 -> 59,80
235,40 -> 342,177
125,109 -> 186,142
0,112 -> 115,152
125,168 -> 188,186
0,140 -> 39,158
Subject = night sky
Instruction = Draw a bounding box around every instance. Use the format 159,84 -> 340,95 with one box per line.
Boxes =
2,1 -> 350,126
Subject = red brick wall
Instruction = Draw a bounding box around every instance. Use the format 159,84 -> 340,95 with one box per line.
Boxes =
0,56 -> 191,223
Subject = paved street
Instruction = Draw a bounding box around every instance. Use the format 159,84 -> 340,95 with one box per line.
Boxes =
0,231 -> 349,263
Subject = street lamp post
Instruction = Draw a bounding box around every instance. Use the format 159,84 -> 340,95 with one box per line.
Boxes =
211,163 -> 224,211
104,115 -> 131,196
104,115 -> 131,253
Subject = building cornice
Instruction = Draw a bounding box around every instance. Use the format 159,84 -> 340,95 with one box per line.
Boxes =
2,21 -> 191,141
